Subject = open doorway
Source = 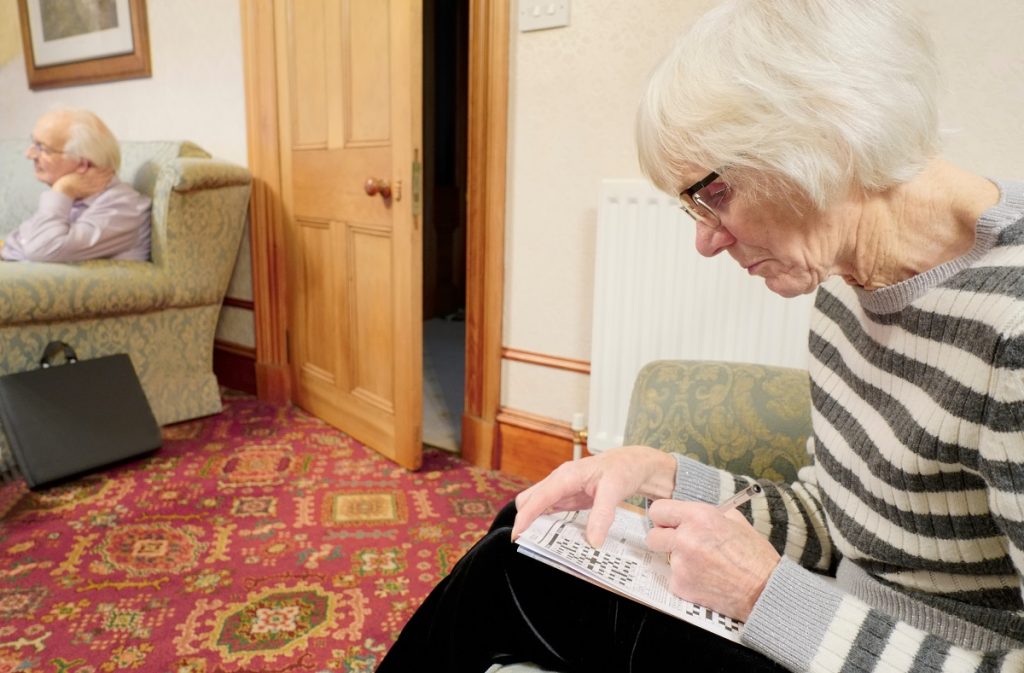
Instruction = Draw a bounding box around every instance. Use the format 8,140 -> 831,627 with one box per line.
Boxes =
422,0 -> 469,453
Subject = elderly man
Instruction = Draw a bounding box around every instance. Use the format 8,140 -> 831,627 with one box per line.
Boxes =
0,108 -> 151,262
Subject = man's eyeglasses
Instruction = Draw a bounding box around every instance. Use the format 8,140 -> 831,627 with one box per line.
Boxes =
27,140 -> 66,157
679,171 -> 730,228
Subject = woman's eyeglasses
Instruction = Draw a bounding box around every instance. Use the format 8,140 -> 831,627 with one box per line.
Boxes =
679,171 -> 730,228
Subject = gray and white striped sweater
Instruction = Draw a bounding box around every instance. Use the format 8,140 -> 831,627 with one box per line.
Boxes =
674,180 -> 1024,672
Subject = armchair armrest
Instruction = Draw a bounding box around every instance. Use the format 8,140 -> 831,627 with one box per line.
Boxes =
148,157 -> 252,306
622,360 -> 812,484
170,158 -> 253,192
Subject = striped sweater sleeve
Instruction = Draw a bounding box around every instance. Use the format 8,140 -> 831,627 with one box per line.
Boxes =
672,448 -> 1024,672
743,560 -> 1024,673
671,451 -> 836,573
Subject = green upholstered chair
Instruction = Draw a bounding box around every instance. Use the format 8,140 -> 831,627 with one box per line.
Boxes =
488,359 -> 813,673
0,140 -> 252,462
622,359 -> 812,483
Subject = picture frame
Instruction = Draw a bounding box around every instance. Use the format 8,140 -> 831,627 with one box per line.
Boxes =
17,0 -> 151,90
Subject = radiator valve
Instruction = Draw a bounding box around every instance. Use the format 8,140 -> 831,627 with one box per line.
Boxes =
571,412 -> 588,460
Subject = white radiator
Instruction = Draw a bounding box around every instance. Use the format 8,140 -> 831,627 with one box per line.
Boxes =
587,179 -> 815,453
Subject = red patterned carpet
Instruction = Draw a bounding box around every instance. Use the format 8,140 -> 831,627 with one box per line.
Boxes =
0,394 -> 530,673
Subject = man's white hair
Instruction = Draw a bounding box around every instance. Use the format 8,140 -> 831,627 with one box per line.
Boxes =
636,0 -> 941,210
59,108 -> 121,172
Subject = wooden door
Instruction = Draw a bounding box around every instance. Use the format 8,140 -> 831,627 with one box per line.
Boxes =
274,0 -> 423,470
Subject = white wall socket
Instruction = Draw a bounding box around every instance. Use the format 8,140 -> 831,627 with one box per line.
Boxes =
519,1 -> 570,32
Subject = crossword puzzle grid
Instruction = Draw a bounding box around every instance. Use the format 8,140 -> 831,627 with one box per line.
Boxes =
548,536 -> 638,590
683,603 -> 743,632
523,512 -> 747,644
548,535 -> 743,633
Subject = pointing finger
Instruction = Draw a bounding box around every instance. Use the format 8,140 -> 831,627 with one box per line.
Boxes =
515,485 -> 536,511
511,466 -> 580,539
585,491 -> 614,549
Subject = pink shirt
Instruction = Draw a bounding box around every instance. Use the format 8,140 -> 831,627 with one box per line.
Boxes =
1,177 -> 151,262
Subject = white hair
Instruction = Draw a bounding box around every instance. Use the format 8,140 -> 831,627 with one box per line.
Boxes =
636,0 -> 942,210
58,108 -> 121,171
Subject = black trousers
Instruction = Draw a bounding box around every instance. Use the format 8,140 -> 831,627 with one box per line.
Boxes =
377,501 -> 787,672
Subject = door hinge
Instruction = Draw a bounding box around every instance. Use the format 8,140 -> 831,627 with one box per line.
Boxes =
412,149 -> 422,218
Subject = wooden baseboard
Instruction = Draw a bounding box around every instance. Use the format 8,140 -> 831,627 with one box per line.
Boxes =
213,340 -> 257,395
495,407 -> 575,483
255,361 -> 292,404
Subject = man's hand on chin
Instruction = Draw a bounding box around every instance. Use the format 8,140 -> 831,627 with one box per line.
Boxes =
53,166 -> 115,200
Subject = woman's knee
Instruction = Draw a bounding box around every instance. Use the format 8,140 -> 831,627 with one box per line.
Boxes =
489,499 -> 518,533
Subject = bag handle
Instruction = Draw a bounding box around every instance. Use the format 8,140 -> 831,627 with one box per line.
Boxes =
40,341 -> 78,368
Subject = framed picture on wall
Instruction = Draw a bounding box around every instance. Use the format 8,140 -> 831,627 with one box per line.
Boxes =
17,0 -> 151,90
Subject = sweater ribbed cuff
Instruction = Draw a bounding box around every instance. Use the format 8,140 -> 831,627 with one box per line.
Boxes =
671,453 -> 721,504
742,557 -> 846,672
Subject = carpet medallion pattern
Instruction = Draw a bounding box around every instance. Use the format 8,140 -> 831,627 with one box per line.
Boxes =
0,395 -> 530,672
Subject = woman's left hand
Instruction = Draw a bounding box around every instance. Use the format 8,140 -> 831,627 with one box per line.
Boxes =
645,498 -> 781,622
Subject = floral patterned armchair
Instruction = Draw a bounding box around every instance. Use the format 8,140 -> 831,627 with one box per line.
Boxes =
0,140 -> 251,452
623,359 -> 812,484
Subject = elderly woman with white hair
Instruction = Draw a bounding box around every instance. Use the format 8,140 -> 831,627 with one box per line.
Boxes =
1,107 -> 151,262
377,0 -> 1024,671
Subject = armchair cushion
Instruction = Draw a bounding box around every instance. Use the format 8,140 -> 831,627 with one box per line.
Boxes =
0,261 -> 172,324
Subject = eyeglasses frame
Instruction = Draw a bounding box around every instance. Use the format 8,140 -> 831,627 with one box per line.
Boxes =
28,139 -> 68,157
679,170 -> 727,228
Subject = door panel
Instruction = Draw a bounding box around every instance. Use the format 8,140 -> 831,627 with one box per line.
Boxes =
297,217 -> 341,381
349,225 -> 394,406
276,0 -> 423,469
289,0 -> 328,147
344,1 -> 391,143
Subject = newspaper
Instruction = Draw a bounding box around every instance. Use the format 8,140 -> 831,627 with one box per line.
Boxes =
515,507 -> 745,644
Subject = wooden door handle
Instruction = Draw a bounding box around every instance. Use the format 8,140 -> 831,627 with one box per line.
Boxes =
364,178 -> 391,199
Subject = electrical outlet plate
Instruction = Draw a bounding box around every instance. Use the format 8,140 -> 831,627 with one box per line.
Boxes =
519,1 -> 570,32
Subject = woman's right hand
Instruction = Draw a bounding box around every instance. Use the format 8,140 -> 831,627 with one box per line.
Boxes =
510,445 -> 678,548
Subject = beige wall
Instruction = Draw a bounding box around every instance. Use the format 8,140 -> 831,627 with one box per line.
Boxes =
920,0 -> 1024,175
503,0 -> 712,422
0,0 -> 254,347
502,0 -> 1024,424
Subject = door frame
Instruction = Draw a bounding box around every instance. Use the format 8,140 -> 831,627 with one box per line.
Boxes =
239,0 -> 508,469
